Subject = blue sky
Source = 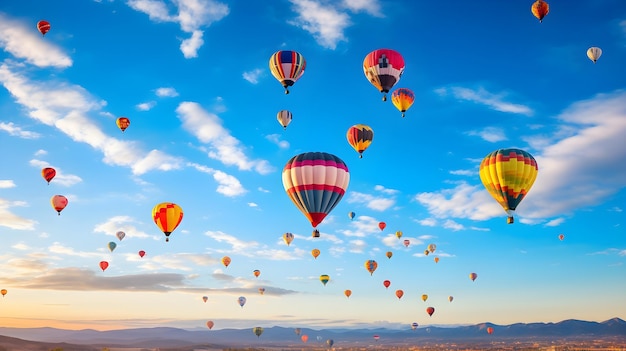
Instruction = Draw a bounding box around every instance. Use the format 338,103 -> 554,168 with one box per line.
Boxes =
0,0 -> 624,332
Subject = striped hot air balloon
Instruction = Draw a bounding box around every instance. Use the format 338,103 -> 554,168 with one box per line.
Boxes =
391,88 -> 415,117
269,50 -> 306,94
282,152 -> 350,228
152,202 -> 183,242
364,259 -> 378,275
346,124 -> 374,158
363,49 -> 405,101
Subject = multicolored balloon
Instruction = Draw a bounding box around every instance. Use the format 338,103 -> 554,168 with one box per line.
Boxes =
277,110 -> 292,129
237,296 -> 247,308
253,327 -> 264,338
253,269 -> 261,278
116,117 -> 130,132
391,88 -> 415,117
346,124 -> 374,158
320,274 -> 330,286
283,232 -> 294,246
587,47 -> 602,63
269,50 -> 306,94
349,211 -> 355,220
411,322 -> 419,330
152,202 -> 183,242
363,49 -> 405,101
531,0 -> 549,23
221,256 -> 231,268
50,195 -> 68,215
364,259 -> 378,275
41,167 -> 56,184
37,20 -> 51,36
469,272 -> 478,281
202,296 -> 208,303
107,242 -> 117,252
282,152 -> 350,228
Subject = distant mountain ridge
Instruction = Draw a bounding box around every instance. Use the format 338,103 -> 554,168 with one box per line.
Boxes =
0,318 -> 624,348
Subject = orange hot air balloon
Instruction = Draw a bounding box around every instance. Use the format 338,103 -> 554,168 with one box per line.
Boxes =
221,256 -> 231,267
383,280 -> 391,289
301,335 -> 309,343
391,88 -> 415,117
421,294 -> 428,302
395,289 -> 404,300
0,289 -> 7,297
37,20 -> 51,36
364,260 -> 378,275
434,257 -> 440,264
311,249 -> 321,259
531,0 -> 549,23
99,261 -> 109,271
50,195 -> 68,215
469,272 -> 478,281
487,326 -> 494,335
386,251 -> 393,259
378,222 -> 386,231
558,234 -> 565,241
344,289 -> 352,298
138,250 -> 146,258
253,269 -> 261,278
346,124 -> 374,158
152,202 -> 183,242
41,167 -> 56,184
206,321 -> 215,330
426,307 -> 435,316
116,117 -> 130,132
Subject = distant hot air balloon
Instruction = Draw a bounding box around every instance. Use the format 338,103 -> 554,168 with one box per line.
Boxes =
449,295 -> 454,302
320,274 -> 330,286
383,280 -> 391,289
312,229 -> 320,238
221,256 -> 231,268
253,327 -> 264,338
479,148 -> 538,224
283,232 -> 294,246
253,269 -> 261,278
326,339 -> 334,348
469,272 -> 478,282
426,307 -> 435,316
116,117 -> 130,132
403,239 -> 410,248
344,289 -> 352,298
282,152 -> 350,228
138,250 -> 146,257
558,234 -> 565,241
531,0 -> 549,23
428,243 -> 437,253
202,296 -> 208,303
424,249 -> 430,256
421,294 -> 428,302
349,211 -> 355,220
346,124 -> 374,158
364,260 -> 378,275
487,327 -> 494,335
391,88 -> 415,117
41,167 -> 56,184
206,320 -> 214,329
99,261 -> 109,271
395,231 -> 402,239
311,249 -> 321,259
237,296 -> 247,308
373,335 -> 380,341
378,222 -> 386,231
37,20 -> 51,36
363,49 -> 405,101
301,335 -> 308,343
411,322 -> 419,330
386,251 -> 393,259
0,289 -> 6,297
50,195 -> 68,215
116,231 -> 125,241
434,257 -> 440,264
152,202 -> 183,242
107,241 -> 117,252
395,289 -> 404,300
269,50 -> 306,94
295,328 -> 302,336
587,47 -> 602,63
277,110 -> 293,129
258,287 -> 265,295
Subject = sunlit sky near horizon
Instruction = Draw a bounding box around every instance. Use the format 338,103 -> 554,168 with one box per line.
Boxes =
0,0 -> 625,332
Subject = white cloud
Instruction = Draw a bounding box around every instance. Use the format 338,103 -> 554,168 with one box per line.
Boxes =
188,162 -> 247,197
467,126 -> 508,142
180,29 -> 204,58
0,180 -> 16,188
0,198 -> 36,230
93,216 -> 156,240
436,86 -> 533,116
374,185 -> 399,195
342,0 -> 382,16
0,13 -> 72,68
0,122 -> 41,139
545,218 -> 565,227
242,68 -> 264,84
155,87 -> 179,97
340,215 -> 383,237
266,134 -> 290,149
136,101 -> 156,111
176,101 -> 274,174
288,0 -> 350,49
346,191 -> 395,211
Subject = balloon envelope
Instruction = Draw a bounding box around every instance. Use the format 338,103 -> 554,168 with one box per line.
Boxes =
411,322 -> 419,330
346,124 -> 374,158
470,272 -> 478,281
253,269 -> 261,278
99,261 -> 109,271
206,321 -> 214,329
363,49 -> 405,101
391,88 -> 415,117
138,250 -> 146,258
51,195 -> 68,215
202,296 -> 208,303
0,289 -> 6,297
383,280 -> 391,289
253,327 -> 264,337
237,296 -> 246,307
531,0 -> 549,22
378,222 -> 386,231
37,20 -> 51,36
395,289 -> 404,299
283,232 -> 294,246
587,47 -> 602,63
107,242 -> 117,252
386,251 -> 393,259
301,335 -> 308,343
348,211 -> 355,220
320,274 -> 330,286
269,50 -> 306,94
311,249 -> 321,259
364,259 -> 378,275
277,110 -> 292,129
344,289 -> 352,298
116,231 -> 125,241
152,202 -> 183,242
116,117 -> 130,132
426,307 -> 435,316
221,256 -> 231,267
42,167 -> 56,184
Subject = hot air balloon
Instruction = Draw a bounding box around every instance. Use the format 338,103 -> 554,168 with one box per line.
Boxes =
403,239 -> 410,247
426,307 -> 435,316
42,167 -> 56,184
0,289 -> 6,297
282,152 -> 350,228
395,230 -> 402,239
587,47 -> 602,63
295,328 -> 302,336
107,242 -> 117,252
479,148 -> 538,224
391,88 -> 415,117
373,335 -> 380,341
344,289 -> 352,298
301,335 -> 308,343
558,234 -> 565,241
283,232 -> 294,246
258,287 -> 265,295
202,296 -> 208,303
531,0 -> 549,23
434,257 -> 440,264
152,202 -> 183,242
346,124 -> 374,158
237,296 -> 247,308
253,327 -> 264,338
428,243 -> 437,253
363,49 -> 405,101
253,269 -> 261,278
50,195 -> 68,215
449,295 -> 454,302
411,322 -> 419,330
469,272 -> 478,281
221,256 -> 231,267
99,261 -> 109,271
269,50 -> 306,94
395,289 -> 404,299
326,339 -> 334,348
277,110 -> 292,129
386,251 -> 393,259
383,280 -> 391,289
320,274 -> 330,286
115,231 -> 125,241
364,260 -> 378,275
348,211 -> 355,220
116,117 -> 130,132
311,249 -> 321,259
421,294 -> 428,302
424,249 -> 430,256
487,327 -> 494,335
378,222 -> 386,231
312,229 -> 320,237
138,250 -> 146,258
206,320 -> 214,329
37,20 -> 51,36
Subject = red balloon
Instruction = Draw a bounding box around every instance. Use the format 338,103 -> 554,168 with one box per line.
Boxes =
37,20 -> 51,36
99,261 -> 109,271
383,280 -> 391,289
41,167 -> 56,184
138,250 -> 146,258
50,195 -> 68,215
378,222 -> 386,231
395,289 -> 404,299
426,307 -> 435,316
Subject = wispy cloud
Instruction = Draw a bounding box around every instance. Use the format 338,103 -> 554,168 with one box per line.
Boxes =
467,126 -> 508,142
93,216 -> 157,240
436,86 -> 533,116
0,198 -> 36,230
0,122 -> 41,139
136,101 -> 156,111
266,134 -> 290,149
242,68 -> 264,84
188,163 -> 246,197
0,180 -> 16,188
346,191 -> 395,211
155,87 -> 179,97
